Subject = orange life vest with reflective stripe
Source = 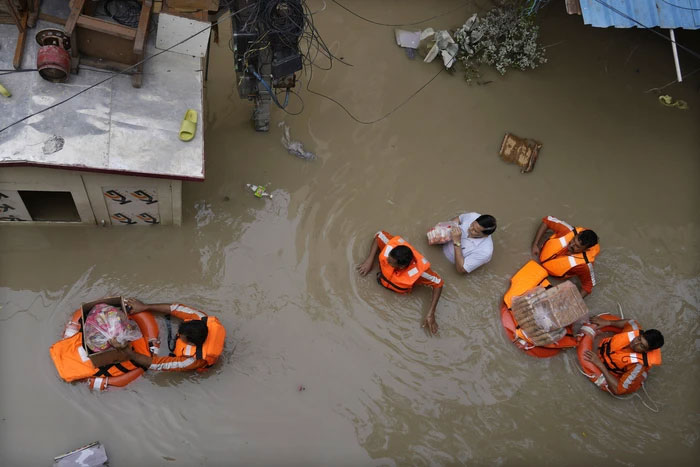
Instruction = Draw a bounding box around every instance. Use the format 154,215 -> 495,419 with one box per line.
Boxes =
174,316 -> 225,372
539,226 -> 600,277
377,236 -> 431,294
50,333 -> 150,382
503,260 -> 550,309
599,329 -> 662,375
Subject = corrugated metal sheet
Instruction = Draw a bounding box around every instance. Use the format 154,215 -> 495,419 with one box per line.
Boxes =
579,0 -> 700,29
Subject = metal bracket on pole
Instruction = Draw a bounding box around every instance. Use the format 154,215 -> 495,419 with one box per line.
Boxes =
670,29 -> 682,83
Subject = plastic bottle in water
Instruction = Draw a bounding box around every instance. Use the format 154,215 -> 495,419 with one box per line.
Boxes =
246,184 -> 273,199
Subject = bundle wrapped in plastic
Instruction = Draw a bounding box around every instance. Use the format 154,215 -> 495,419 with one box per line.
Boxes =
427,221 -> 457,245
84,303 -> 142,352
511,281 -> 589,346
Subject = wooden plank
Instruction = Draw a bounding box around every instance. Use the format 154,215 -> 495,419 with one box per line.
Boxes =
70,29 -> 80,73
76,29 -> 135,65
13,11 -> 28,69
165,0 -> 218,11
38,12 -> 66,25
76,16 -> 137,41
64,0 -> 85,34
131,65 -> 143,88
28,0 -> 40,27
160,3 -> 208,22
133,0 -> 152,56
81,56 -> 133,73
564,0 -> 582,15
2,0 -> 24,31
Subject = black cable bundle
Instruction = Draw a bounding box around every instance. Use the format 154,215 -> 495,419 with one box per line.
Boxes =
104,0 -> 142,28
259,0 -> 305,48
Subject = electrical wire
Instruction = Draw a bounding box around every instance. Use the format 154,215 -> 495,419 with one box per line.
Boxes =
591,0 -> 700,61
278,88 -> 305,115
294,0 -> 455,124
0,68 -> 39,76
330,0 -> 470,27
304,56 -> 454,125
250,68 -> 290,108
0,4 -> 255,135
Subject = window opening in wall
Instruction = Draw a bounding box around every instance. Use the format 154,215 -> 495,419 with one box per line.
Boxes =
18,191 -> 81,222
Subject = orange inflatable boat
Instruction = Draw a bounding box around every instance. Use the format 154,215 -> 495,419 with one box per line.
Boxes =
500,260 -> 579,358
50,308 -> 159,391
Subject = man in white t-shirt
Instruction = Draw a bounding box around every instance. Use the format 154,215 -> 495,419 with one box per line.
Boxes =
440,213 -> 496,274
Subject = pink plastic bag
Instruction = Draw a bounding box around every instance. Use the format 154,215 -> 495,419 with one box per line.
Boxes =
427,221 -> 457,245
84,303 -> 142,352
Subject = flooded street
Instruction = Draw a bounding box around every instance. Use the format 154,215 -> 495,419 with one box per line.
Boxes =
1,1 -> 699,465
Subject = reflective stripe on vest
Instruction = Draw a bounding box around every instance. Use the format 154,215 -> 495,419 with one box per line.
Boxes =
599,328 -> 661,375
539,226 -> 599,277
50,333 -> 150,382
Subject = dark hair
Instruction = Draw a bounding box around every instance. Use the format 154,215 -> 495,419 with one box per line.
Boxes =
578,229 -> 598,248
642,329 -> 664,351
179,320 -> 208,346
476,214 -> 497,235
389,245 -> 413,268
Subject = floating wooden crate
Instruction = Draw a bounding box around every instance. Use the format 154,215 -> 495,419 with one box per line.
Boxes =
499,132 -> 542,173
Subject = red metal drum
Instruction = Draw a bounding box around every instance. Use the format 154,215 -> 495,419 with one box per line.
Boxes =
37,45 -> 71,83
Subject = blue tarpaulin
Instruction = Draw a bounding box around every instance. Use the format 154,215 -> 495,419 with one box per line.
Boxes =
579,0 -> 700,29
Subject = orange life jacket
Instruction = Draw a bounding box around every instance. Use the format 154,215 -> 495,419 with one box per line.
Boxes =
503,260 -> 550,309
598,329 -> 662,375
377,236 -> 431,294
539,226 -> 600,277
50,332 -> 150,382
174,316 -> 225,372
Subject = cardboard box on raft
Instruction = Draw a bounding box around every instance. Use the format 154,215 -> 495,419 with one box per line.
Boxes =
80,296 -> 128,367
511,281 -> 589,346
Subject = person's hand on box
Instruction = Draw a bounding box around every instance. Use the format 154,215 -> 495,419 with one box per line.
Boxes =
124,298 -> 146,314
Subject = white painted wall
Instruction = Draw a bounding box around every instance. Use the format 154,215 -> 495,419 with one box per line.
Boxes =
0,167 -> 182,226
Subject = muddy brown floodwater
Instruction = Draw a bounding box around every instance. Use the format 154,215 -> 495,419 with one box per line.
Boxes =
1,1 -> 699,465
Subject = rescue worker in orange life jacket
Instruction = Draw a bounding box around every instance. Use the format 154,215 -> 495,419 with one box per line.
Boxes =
110,298 -> 225,372
583,316 -> 664,395
357,231 -> 444,335
530,216 -> 600,298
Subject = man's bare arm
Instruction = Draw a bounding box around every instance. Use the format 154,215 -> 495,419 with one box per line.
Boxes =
531,221 -> 549,260
357,236 -> 380,276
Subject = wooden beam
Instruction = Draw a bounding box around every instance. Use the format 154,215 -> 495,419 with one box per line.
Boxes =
76,16 -> 137,41
28,0 -> 40,27
165,0 -> 218,11
133,0 -> 152,56
3,0 -> 24,31
13,12 -> 28,69
64,0 -> 86,34
70,29 -> 80,74
38,12 -> 66,26
564,0 -> 582,15
80,57 -> 133,73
